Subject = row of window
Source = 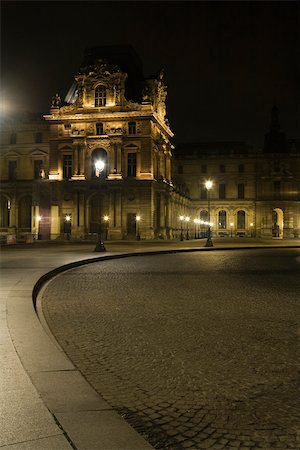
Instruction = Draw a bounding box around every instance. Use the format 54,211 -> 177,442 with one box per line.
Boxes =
8,132 -> 43,145
63,152 -> 137,179
91,121 -> 136,135
178,163 -> 245,174
200,210 -> 246,229
200,183 -> 245,200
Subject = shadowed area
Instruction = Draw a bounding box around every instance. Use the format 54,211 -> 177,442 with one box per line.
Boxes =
42,249 -> 300,449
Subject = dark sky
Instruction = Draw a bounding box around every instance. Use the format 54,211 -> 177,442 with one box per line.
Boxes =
1,1 -> 299,146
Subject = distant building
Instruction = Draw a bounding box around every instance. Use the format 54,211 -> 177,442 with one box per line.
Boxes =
0,46 -> 299,241
174,108 -> 300,239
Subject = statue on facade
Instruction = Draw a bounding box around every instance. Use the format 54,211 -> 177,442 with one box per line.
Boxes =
51,93 -> 61,107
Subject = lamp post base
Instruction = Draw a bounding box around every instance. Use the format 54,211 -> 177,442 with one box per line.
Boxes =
205,237 -> 214,247
94,241 -> 106,252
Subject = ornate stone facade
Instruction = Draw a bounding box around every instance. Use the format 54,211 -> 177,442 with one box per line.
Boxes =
0,47 -> 189,242
0,47 -> 299,242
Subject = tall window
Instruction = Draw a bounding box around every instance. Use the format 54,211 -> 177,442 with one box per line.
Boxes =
219,183 -> 226,199
237,210 -> 245,229
127,153 -> 137,177
238,183 -> 245,199
178,165 -> 183,174
218,210 -> 227,229
220,164 -> 226,173
200,187 -> 207,200
10,133 -> 16,144
63,155 -> 73,179
238,164 -> 244,173
34,160 -> 43,179
128,121 -> 136,134
95,85 -> 106,107
200,210 -> 209,221
8,161 -> 17,180
201,164 -> 207,174
96,123 -> 104,135
35,132 -> 43,143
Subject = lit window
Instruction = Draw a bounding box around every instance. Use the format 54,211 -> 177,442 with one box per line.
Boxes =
237,211 -> 245,229
238,183 -> 245,199
128,122 -> 136,134
95,85 -> 106,107
34,160 -> 43,179
96,123 -> 104,135
127,153 -> 137,177
218,210 -> 227,229
63,155 -> 73,179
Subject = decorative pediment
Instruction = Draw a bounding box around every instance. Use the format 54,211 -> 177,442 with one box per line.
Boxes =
4,149 -> 21,158
59,145 -> 73,151
30,148 -> 48,157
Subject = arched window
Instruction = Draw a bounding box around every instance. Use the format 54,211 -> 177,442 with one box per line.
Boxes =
218,210 -> 226,229
96,123 -> 104,135
95,85 -> 106,107
237,210 -> 245,229
200,210 -> 209,222
18,196 -> 32,230
91,148 -> 107,178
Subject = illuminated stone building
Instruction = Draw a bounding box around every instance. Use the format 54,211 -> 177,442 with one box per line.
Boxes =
174,107 -> 300,239
0,46 -> 299,242
0,46 -> 189,241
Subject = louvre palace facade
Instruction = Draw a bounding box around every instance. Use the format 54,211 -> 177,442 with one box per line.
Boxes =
0,46 -> 299,242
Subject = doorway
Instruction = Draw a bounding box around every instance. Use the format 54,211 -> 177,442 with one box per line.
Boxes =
272,208 -> 284,238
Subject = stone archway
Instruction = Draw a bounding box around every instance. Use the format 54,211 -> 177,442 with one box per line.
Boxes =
272,208 -> 284,238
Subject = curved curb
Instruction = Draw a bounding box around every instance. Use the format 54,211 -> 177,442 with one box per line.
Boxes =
32,244 -> 300,310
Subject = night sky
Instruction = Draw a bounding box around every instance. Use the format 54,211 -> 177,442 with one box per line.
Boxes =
1,1 -> 299,147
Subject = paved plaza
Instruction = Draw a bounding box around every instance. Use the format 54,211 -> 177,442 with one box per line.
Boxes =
41,249 -> 300,450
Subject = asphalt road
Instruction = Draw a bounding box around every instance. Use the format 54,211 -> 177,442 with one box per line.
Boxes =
42,249 -> 300,450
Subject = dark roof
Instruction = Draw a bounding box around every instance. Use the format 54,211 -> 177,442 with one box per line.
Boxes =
175,141 -> 253,157
81,45 -> 144,102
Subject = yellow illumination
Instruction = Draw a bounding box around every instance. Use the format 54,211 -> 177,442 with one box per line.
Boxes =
205,180 -> 213,190
37,215 -> 42,222
136,215 -> 141,222
179,215 -> 184,221
65,215 -> 71,222
104,215 -> 109,222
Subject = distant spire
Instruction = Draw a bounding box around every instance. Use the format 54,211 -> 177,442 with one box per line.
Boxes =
270,105 -> 280,132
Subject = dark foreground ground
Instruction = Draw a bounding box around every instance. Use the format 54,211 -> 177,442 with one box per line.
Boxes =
42,248 -> 300,450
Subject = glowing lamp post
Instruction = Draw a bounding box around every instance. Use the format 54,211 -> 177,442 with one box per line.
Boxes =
185,216 -> 190,240
230,222 -> 234,238
179,215 -> 184,241
64,214 -> 71,240
250,222 -> 254,238
205,180 -> 214,247
104,215 -> 109,240
94,159 -> 106,252
194,218 -> 198,239
136,215 -> 141,241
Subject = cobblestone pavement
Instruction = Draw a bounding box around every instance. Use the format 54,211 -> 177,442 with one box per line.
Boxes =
42,249 -> 300,450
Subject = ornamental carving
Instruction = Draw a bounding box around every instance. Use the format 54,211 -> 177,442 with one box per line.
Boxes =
79,59 -> 121,78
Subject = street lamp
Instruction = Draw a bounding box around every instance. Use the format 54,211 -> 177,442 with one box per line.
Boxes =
205,180 -> 214,247
104,215 -> 109,240
94,159 -> 106,252
136,215 -> 141,240
250,222 -> 254,238
185,216 -> 190,240
64,214 -> 71,240
179,215 -> 184,241
230,222 -> 234,238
